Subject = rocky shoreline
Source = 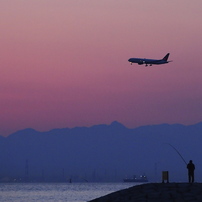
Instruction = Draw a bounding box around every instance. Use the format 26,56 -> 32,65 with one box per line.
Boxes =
89,183 -> 202,201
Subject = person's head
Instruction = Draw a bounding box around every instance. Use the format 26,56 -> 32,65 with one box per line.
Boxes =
189,160 -> 193,163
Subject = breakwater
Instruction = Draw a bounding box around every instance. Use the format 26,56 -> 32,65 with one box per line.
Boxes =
89,183 -> 202,201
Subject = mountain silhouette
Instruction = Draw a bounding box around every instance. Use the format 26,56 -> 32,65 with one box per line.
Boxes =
0,121 -> 202,182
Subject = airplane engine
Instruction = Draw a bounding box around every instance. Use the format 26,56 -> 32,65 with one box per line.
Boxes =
138,62 -> 144,65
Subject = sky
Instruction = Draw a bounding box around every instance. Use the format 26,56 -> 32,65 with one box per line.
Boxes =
1,0 -> 202,136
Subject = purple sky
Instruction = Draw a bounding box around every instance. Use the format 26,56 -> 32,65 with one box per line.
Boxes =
1,1 -> 202,136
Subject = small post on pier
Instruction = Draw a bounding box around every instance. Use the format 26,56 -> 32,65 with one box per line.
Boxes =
162,171 -> 169,183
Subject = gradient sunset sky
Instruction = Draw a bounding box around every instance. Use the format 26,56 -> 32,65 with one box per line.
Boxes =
1,1 -> 202,136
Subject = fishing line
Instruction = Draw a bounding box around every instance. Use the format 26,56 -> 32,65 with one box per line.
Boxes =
165,143 -> 187,165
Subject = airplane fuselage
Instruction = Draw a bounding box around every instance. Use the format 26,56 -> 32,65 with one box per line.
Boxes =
128,53 -> 171,66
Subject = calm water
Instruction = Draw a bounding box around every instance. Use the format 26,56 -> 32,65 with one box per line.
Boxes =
0,182 -> 139,202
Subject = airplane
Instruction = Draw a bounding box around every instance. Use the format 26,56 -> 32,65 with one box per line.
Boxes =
128,53 -> 172,66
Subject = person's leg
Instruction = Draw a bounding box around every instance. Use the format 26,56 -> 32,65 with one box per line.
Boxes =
188,173 -> 191,183
192,173 -> 194,183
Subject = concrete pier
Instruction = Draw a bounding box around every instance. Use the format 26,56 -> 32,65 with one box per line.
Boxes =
89,183 -> 202,202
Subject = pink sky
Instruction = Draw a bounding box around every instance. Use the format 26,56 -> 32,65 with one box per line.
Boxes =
1,0 -> 202,136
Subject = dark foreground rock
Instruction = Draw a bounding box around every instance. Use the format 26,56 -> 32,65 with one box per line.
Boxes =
89,183 -> 202,202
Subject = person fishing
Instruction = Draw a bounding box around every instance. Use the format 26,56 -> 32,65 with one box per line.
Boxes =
187,160 -> 195,183
167,144 -> 196,183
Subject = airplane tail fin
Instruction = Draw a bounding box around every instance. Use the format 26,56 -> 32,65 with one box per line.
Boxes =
162,53 -> 170,61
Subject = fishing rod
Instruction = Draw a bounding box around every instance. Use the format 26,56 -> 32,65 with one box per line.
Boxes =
166,143 -> 187,165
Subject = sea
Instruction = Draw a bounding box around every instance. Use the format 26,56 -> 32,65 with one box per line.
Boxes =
0,182 -> 140,202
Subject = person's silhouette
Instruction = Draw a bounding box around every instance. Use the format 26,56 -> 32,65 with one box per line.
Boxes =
187,160 -> 195,183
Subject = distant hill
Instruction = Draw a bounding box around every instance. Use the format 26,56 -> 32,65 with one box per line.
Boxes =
0,121 -> 202,182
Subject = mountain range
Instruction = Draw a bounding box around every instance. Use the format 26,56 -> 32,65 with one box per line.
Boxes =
0,121 -> 202,182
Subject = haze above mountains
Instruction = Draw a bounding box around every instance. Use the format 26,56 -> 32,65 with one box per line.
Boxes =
0,121 -> 201,182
